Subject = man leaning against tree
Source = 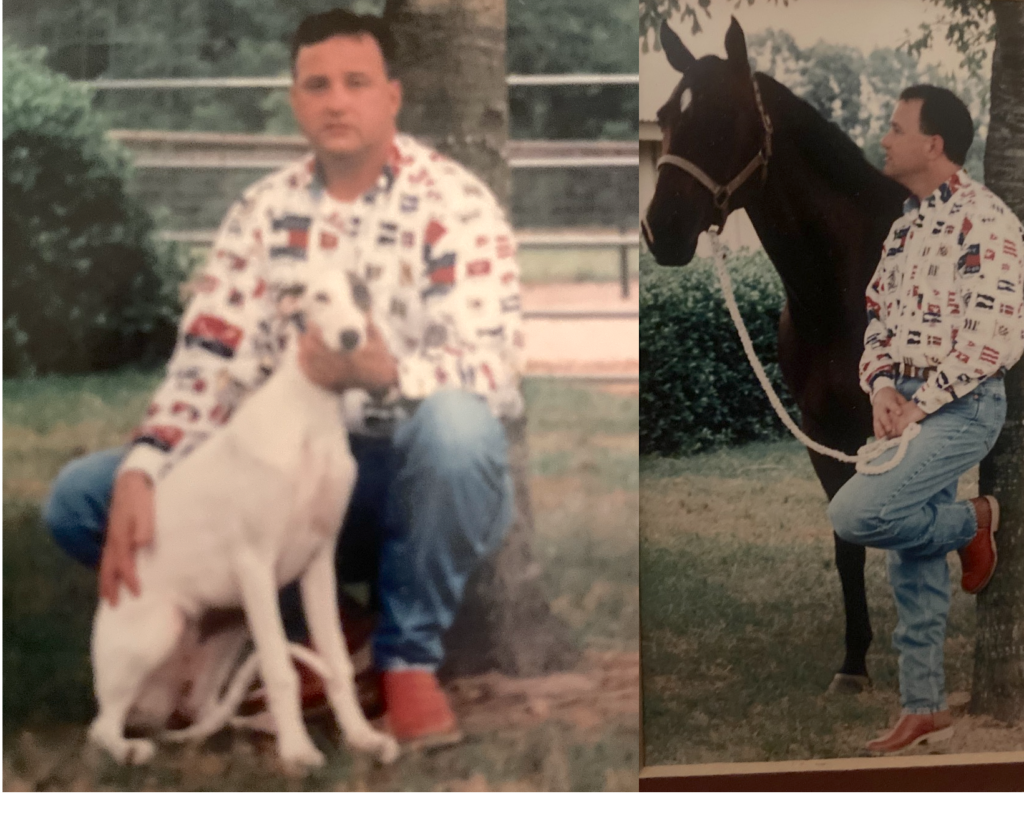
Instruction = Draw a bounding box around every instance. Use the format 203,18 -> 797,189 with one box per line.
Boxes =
828,84 -> 1024,755
43,8 -> 525,749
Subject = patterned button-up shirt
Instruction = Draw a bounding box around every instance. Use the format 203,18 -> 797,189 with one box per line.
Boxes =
121,134 -> 525,482
860,169 -> 1024,414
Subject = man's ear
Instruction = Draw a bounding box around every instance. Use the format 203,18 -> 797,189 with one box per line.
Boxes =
927,133 -> 947,162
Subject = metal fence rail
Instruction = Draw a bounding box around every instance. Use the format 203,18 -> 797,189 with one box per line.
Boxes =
155,228 -> 639,297
80,73 -> 639,90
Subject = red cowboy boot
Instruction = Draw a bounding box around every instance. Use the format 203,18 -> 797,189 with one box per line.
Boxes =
959,496 -> 999,594
381,670 -> 463,749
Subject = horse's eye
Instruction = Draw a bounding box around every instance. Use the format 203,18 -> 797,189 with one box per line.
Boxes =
679,88 -> 693,115
314,291 -> 330,304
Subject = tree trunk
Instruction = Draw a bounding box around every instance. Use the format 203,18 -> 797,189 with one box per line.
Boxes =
382,0 -> 580,677
972,0 -> 1024,722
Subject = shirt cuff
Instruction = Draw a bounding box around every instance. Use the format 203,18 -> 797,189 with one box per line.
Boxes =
910,380 -> 956,415
869,375 -> 896,403
397,357 -> 440,401
116,444 -> 166,485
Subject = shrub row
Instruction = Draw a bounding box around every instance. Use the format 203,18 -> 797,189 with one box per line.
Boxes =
3,43 -> 183,377
639,248 -> 798,456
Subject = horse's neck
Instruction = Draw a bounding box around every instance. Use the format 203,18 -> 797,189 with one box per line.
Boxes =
744,84 -> 906,338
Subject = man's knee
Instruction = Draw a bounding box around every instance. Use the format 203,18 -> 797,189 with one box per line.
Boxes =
828,486 -> 884,547
405,389 -> 508,475
42,447 -> 123,566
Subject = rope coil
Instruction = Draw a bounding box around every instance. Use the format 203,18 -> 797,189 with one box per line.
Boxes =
706,229 -> 919,475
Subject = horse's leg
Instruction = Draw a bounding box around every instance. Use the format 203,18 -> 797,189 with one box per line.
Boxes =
807,449 -> 873,692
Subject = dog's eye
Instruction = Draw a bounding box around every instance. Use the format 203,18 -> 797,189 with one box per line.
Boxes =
314,291 -> 330,304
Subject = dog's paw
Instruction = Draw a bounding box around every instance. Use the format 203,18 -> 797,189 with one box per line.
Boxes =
278,741 -> 326,775
88,721 -> 157,766
375,734 -> 400,765
346,727 -> 400,764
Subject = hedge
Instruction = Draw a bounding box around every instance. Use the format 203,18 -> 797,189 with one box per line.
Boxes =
639,247 -> 799,455
3,42 -> 183,377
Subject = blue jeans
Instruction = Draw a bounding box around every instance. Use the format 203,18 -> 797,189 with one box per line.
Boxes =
827,376 -> 1006,713
42,389 -> 515,672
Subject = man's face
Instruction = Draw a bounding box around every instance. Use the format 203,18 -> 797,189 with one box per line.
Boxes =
880,98 -> 936,185
290,33 -> 401,160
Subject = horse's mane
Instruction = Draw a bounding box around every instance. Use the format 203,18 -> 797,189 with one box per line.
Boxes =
756,72 -> 905,206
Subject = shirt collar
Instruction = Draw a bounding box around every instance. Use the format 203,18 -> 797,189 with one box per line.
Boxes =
903,168 -> 971,215
298,141 -> 404,205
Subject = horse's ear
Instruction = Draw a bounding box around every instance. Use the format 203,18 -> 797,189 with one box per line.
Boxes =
724,17 -> 750,73
661,20 -> 695,74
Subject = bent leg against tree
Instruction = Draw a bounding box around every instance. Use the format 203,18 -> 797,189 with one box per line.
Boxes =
827,377 -> 1005,721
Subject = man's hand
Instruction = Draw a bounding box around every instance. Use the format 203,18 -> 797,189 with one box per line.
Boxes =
98,470 -> 154,607
298,320 -> 399,396
872,387 -> 907,440
892,400 -> 926,437
872,388 -> 927,439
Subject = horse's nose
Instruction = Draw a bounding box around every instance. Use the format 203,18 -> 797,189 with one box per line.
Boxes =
340,329 -> 361,351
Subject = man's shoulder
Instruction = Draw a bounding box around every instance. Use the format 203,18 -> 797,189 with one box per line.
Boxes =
235,155 -> 317,210
956,172 -> 1022,230
393,134 -> 502,214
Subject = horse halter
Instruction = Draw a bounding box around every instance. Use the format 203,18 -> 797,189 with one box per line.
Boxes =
656,74 -> 774,230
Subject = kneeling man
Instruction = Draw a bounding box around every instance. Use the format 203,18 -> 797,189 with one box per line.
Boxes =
43,8 -> 524,748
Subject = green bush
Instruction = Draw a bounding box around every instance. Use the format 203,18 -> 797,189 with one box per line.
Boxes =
3,42 -> 183,377
639,248 -> 798,455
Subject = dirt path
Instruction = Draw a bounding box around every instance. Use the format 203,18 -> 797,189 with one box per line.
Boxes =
522,281 -> 638,382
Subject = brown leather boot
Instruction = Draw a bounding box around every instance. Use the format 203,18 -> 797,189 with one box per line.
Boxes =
958,496 -> 999,594
865,710 -> 954,755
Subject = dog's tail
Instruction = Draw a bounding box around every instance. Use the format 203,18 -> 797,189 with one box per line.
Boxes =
161,642 -> 331,743
162,649 -> 262,742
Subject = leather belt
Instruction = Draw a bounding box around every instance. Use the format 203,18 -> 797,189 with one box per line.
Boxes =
895,363 -> 936,380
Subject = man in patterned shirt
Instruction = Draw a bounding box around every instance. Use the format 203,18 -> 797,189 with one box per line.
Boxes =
43,9 -> 524,747
828,85 -> 1024,755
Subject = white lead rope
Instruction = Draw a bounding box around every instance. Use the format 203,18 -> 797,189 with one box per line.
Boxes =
706,229 -> 920,475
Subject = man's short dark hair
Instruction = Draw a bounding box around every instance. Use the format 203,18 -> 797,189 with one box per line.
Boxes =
290,9 -> 396,77
899,84 -> 974,166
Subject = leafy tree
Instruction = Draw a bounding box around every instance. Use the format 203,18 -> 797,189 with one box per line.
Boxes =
3,41 -> 182,376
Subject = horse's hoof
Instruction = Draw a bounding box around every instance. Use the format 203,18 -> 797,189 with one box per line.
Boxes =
827,673 -> 873,695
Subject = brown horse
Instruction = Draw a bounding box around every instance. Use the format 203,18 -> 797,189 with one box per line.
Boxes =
642,18 -> 910,690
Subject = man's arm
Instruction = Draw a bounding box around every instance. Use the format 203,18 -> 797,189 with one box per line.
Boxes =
396,196 -> 524,409
99,192 -> 274,604
910,210 -> 1024,414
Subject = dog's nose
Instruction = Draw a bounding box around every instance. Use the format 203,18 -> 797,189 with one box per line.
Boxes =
340,329 -> 361,351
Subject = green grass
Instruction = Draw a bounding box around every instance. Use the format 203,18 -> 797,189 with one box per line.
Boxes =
2,372 -> 638,791
641,440 -> 978,767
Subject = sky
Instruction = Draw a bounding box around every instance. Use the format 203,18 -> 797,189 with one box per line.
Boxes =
640,0 -> 992,119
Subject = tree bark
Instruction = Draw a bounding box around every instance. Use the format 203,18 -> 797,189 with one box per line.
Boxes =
972,0 -> 1024,722
382,0 -> 580,677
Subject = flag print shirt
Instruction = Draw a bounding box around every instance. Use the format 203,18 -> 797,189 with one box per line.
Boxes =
120,134 -> 525,482
859,169 -> 1024,414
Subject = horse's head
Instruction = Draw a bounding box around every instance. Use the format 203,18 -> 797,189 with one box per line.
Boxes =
642,18 -> 772,265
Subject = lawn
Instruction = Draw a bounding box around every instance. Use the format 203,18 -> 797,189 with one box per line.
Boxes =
640,441 -> 981,767
3,373 -> 639,791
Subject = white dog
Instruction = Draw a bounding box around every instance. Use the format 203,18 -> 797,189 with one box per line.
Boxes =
87,281 -> 399,772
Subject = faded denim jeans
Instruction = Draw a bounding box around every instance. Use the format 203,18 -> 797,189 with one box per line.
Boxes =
43,389 -> 515,672
828,376 -> 1006,714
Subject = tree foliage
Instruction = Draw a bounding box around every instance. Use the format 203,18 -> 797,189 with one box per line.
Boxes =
3,41 -> 182,376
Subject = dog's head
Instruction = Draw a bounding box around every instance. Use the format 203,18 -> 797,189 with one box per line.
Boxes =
277,278 -> 370,354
